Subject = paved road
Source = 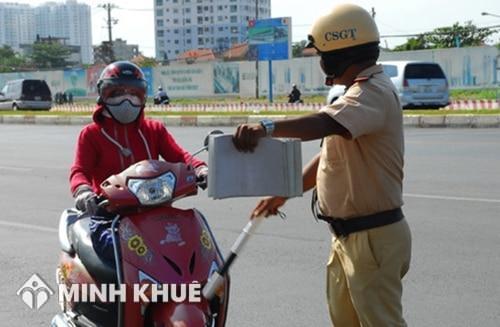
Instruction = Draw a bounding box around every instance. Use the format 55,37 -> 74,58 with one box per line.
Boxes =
0,125 -> 499,326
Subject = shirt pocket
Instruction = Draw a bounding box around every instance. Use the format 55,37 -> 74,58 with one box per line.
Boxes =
317,158 -> 348,215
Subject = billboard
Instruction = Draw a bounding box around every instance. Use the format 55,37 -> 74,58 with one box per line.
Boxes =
214,63 -> 240,94
248,17 -> 292,61
63,69 -> 87,96
153,63 -> 214,97
86,65 -> 105,97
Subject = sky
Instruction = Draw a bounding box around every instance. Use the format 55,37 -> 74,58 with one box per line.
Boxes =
2,0 -> 500,57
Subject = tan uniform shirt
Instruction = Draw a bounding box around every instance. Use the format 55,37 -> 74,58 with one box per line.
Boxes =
317,64 -> 404,219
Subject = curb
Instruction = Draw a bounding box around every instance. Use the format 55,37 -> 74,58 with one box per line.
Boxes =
0,115 -> 499,128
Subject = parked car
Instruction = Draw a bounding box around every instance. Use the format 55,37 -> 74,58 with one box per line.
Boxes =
0,79 -> 52,110
326,61 -> 450,109
380,61 -> 450,109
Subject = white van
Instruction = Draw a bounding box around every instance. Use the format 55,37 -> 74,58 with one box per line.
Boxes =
381,61 -> 449,109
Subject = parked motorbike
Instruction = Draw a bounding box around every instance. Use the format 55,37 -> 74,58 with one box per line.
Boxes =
52,133 -> 229,327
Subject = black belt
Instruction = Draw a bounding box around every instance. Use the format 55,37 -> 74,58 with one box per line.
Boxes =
311,188 -> 404,237
316,208 -> 404,238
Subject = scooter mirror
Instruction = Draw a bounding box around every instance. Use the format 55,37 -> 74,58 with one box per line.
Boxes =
204,130 -> 224,148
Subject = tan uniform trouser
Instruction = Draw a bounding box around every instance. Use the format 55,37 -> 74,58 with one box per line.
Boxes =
326,218 -> 412,327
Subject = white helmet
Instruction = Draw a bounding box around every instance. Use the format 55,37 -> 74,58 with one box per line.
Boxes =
306,4 -> 380,83
306,3 -> 379,53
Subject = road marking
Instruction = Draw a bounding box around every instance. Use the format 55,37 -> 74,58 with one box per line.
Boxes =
0,220 -> 57,233
0,166 -> 32,172
404,193 -> 500,204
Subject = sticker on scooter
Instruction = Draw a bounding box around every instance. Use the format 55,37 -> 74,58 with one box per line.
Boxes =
128,235 -> 148,256
121,222 -> 153,263
160,223 -> 186,246
200,230 -> 212,250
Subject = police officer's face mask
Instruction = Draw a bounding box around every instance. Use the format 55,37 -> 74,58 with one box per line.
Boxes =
105,94 -> 142,124
320,53 -> 354,84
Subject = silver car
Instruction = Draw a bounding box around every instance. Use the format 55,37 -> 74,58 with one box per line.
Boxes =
381,61 -> 450,109
326,61 -> 450,109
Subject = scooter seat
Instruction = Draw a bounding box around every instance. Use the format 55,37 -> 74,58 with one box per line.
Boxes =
69,217 -> 117,284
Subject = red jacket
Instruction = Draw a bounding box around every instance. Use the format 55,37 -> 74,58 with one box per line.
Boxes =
70,105 -> 205,194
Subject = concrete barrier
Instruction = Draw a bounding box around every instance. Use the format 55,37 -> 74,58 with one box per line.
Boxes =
446,100 -> 500,110
471,115 -> 500,128
419,116 -> 446,128
403,115 -> 421,127
444,115 -> 474,128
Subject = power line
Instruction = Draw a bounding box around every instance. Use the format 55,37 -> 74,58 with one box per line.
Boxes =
116,7 -> 153,12
380,24 -> 500,38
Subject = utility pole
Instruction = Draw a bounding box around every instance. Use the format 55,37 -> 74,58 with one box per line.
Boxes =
98,3 -> 118,63
255,0 -> 259,99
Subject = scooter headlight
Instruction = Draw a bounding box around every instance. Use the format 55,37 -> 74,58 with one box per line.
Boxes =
127,172 -> 176,205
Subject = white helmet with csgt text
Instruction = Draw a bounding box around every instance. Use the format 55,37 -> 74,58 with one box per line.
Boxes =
306,3 -> 380,84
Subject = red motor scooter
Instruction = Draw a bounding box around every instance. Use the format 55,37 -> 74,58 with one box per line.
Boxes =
52,134 -> 229,327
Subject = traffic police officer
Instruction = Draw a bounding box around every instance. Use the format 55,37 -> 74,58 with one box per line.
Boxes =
232,3 -> 412,326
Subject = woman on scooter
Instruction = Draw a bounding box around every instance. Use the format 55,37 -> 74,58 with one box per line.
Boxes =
69,60 -> 208,261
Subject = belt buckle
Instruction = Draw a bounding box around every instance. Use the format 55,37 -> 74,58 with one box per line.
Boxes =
329,219 -> 347,238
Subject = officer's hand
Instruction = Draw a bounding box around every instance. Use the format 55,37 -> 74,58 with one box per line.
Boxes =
252,196 -> 288,218
74,185 -> 99,216
233,123 -> 266,152
195,165 -> 209,190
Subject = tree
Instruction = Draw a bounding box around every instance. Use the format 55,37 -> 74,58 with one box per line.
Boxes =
0,45 -> 28,72
292,40 -> 307,58
426,21 -> 494,48
132,55 -> 158,67
30,42 -> 72,69
93,41 -> 115,65
393,21 -> 494,51
393,35 -> 429,51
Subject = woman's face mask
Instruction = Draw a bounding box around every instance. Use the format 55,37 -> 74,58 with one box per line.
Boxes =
104,95 -> 142,124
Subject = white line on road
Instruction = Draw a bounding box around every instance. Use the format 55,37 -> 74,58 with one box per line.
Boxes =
0,166 -> 32,172
0,220 -> 57,233
404,193 -> 500,204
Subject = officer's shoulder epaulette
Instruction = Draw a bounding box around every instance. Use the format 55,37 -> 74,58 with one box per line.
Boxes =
354,76 -> 370,83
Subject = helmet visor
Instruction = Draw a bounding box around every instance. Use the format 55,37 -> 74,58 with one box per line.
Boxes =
100,79 -> 147,106
104,94 -> 143,106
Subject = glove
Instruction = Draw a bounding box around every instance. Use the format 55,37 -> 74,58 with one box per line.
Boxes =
74,185 -> 99,216
195,165 -> 208,190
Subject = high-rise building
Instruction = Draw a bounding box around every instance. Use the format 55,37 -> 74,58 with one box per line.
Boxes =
0,3 -> 35,51
154,0 -> 271,61
35,0 -> 93,64
0,1 -> 92,64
